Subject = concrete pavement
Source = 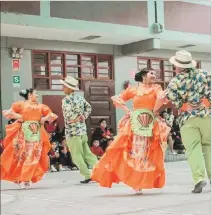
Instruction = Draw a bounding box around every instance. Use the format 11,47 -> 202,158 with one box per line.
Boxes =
1,161 -> 211,215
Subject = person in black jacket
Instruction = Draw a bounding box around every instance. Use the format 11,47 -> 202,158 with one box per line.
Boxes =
91,119 -> 113,151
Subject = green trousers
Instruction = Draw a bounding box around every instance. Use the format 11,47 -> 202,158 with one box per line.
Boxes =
180,116 -> 211,185
66,135 -> 98,180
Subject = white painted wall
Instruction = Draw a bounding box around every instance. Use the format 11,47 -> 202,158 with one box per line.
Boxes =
1,47 -> 32,131
114,56 -> 137,123
201,61 -> 211,74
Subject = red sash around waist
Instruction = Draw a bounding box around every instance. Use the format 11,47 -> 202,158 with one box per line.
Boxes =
180,98 -> 210,112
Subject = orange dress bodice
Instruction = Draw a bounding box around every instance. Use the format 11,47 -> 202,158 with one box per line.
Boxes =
113,84 -> 162,111
11,101 -> 54,121
133,91 -> 157,111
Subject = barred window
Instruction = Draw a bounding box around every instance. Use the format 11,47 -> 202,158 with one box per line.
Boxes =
32,51 -> 113,90
137,57 -> 201,89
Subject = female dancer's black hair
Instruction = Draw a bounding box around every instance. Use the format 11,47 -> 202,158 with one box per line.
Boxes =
134,68 -> 153,82
19,88 -> 34,100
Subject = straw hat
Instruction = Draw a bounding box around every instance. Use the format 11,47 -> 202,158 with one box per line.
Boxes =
60,76 -> 79,90
169,50 -> 197,68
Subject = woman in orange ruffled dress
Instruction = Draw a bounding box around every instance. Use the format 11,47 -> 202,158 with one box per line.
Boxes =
1,88 -> 57,189
91,68 -> 170,193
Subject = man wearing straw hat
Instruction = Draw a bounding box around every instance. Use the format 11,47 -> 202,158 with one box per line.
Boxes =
61,76 -> 98,184
154,50 -> 211,193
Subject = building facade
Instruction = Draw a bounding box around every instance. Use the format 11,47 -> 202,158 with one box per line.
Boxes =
0,0 -> 211,136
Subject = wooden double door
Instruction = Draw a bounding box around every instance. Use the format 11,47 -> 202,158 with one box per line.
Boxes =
82,80 -> 116,141
42,80 -> 116,141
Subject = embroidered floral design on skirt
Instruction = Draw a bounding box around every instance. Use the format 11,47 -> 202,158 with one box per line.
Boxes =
124,135 -> 155,172
13,121 -> 42,167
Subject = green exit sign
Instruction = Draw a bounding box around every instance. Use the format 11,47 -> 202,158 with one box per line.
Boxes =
13,75 -> 20,87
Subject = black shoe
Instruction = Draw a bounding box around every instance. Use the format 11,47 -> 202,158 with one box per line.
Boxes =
192,180 -> 207,194
80,178 -> 92,184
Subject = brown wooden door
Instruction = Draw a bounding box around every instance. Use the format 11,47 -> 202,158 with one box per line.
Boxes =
82,80 -> 116,142
42,95 -> 64,132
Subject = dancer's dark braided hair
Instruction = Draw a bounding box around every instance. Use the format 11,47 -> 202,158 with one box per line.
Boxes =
134,68 -> 153,82
19,88 -> 34,100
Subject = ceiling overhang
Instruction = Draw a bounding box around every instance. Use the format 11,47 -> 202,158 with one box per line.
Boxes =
122,38 -> 161,55
1,11 -> 211,54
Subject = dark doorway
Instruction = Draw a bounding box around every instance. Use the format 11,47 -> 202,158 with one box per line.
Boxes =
82,80 -> 116,141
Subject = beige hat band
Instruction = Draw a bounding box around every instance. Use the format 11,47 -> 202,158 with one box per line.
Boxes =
64,80 -> 77,88
175,58 -> 192,65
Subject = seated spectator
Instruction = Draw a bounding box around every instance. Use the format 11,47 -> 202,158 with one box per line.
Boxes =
48,141 -> 65,172
167,108 -> 175,127
172,131 -> 185,153
44,119 -> 60,142
59,139 -> 78,170
105,138 -> 114,150
171,118 -> 185,153
61,127 -> 65,138
160,110 -> 177,155
108,128 -> 115,137
90,139 -> 104,159
92,119 -> 114,151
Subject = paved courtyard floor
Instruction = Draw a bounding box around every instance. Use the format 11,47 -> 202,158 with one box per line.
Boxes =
1,161 -> 211,215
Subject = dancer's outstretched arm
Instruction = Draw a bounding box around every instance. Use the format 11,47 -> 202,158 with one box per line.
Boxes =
41,105 -> 58,124
154,81 -> 180,114
111,86 -> 135,112
3,109 -> 22,120
2,101 -> 23,120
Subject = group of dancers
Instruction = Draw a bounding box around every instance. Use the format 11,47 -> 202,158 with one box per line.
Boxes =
1,50 -> 211,193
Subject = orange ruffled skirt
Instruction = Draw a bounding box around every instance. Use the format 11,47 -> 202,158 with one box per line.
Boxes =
91,115 -> 170,189
0,122 -> 51,183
